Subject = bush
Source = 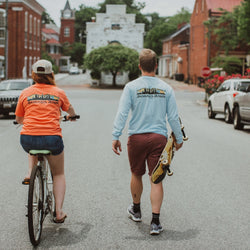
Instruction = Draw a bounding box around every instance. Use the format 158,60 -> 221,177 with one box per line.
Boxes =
90,70 -> 101,80
201,72 -> 250,94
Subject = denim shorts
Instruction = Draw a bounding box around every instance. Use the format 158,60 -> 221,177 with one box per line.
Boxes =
20,135 -> 64,155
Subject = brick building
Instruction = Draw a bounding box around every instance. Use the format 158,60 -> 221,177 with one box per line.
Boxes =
158,23 -> 190,81
42,24 -> 62,70
189,0 -> 245,84
0,0 -> 44,79
59,0 -> 75,45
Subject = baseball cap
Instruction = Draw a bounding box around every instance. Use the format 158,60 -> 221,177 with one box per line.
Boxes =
32,59 -> 53,74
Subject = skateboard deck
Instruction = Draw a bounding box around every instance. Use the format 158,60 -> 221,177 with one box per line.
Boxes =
151,119 -> 188,184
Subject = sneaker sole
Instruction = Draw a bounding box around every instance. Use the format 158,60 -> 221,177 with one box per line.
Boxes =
150,228 -> 163,235
127,209 -> 142,222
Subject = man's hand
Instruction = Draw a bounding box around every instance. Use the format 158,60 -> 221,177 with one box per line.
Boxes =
112,140 -> 122,155
175,142 -> 183,151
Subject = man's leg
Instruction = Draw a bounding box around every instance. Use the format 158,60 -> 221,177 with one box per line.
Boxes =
150,178 -> 163,214
130,173 -> 143,203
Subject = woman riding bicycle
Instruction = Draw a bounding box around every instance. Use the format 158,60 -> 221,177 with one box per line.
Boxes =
15,59 -> 77,223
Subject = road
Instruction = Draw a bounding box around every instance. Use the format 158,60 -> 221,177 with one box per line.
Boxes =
0,74 -> 249,249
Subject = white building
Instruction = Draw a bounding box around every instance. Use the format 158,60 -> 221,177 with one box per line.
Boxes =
86,4 -> 145,85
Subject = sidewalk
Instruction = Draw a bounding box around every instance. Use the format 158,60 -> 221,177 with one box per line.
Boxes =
159,77 -> 207,106
159,77 -> 204,92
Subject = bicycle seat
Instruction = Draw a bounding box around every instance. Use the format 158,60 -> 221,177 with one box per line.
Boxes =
29,150 -> 52,155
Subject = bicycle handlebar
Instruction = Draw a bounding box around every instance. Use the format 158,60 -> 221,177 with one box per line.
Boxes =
62,115 -> 80,121
13,115 -> 80,125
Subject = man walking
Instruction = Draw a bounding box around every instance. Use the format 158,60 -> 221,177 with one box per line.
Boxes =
112,49 -> 183,235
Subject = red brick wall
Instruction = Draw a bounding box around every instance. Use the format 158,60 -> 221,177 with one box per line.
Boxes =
189,0 -> 209,84
0,2 -> 43,79
60,19 -> 75,44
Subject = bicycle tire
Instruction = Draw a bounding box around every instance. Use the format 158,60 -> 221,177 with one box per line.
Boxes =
28,165 -> 44,246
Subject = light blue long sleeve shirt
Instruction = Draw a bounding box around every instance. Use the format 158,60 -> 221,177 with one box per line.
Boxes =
112,76 -> 183,144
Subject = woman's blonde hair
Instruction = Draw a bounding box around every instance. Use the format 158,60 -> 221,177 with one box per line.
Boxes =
31,71 -> 56,85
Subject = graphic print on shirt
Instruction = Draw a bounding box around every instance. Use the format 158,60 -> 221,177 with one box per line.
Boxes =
27,94 -> 59,104
137,88 -> 166,98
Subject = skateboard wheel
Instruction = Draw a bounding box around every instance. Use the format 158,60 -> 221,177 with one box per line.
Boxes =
162,160 -> 168,165
167,171 -> 173,176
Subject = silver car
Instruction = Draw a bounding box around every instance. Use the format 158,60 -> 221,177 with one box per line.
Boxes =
232,81 -> 250,129
0,79 -> 32,116
208,78 -> 250,123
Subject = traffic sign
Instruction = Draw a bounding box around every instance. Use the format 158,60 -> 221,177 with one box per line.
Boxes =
201,66 -> 211,77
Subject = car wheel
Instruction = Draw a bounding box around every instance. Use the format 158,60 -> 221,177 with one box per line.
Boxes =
233,106 -> 244,130
224,104 -> 232,123
208,102 -> 215,119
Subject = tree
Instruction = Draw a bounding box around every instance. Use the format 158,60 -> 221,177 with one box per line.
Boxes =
42,11 -> 55,24
69,43 -> 86,66
74,5 -> 98,43
237,0 -> 250,45
84,45 -> 139,86
144,7 -> 191,55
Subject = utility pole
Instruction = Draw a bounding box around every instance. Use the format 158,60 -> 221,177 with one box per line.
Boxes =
4,0 -> 8,79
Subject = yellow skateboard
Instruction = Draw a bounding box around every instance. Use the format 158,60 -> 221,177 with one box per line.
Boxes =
151,119 -> 188,184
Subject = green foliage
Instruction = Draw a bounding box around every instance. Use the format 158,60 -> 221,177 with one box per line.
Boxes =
144,7 -> 191,55
41,11 -> 55,24
69,43 -> 86,66
211,56 -> 242,75
237,0 -> 250,45
74,5 -> 98,43
84,45 -> 139,86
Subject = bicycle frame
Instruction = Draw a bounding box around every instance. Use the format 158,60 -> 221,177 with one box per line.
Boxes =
27,150 -> 54,246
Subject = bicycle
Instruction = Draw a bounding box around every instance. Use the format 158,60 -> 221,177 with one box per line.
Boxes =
14,115 -> 80,246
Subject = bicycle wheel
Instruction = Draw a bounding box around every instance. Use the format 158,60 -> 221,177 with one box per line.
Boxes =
28,165 -> 44,246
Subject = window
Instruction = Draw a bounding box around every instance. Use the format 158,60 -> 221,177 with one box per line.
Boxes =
29,56 -> 32,76
24,12 -> 28,48
37,20 -> 40,50
196,2 -> 199,14
0,9 -> 5,47
64,27 -> 70,37
111,24 -> 121,30
29,15 -> 32,34
202,0 -> 205,12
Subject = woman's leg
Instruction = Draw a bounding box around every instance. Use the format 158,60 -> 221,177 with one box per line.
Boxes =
25,154 -> 38,179
47,151 -> 66,220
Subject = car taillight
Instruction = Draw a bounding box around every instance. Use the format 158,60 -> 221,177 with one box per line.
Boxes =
233,92 -> 239,98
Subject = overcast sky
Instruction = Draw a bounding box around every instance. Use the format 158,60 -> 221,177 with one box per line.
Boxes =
38,0 -> 196,27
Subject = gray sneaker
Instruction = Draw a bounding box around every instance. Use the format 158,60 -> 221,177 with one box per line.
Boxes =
150,223 -> 163,235
127,204 -> 142,222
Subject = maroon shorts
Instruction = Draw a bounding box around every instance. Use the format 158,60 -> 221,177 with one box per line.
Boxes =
127,133 -> 167,176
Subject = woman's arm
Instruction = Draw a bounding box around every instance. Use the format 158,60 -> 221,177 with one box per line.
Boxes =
16,116 -> 24,124
66,104 -> 77,118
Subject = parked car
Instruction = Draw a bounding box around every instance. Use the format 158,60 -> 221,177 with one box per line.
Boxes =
69,66 -> 80,75
0,79 -> 32,116
232,81 -> 250,129
207,78 -> 250,123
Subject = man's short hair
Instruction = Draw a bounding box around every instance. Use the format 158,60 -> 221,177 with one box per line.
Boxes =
139,49 -> 157,73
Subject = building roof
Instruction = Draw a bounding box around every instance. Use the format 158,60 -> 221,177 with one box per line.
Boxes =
162,23 -> 190,42
42,28 -> 59,35
206,0 -> 242,12
63,0 -> 71,10
46,38 -> 61,45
